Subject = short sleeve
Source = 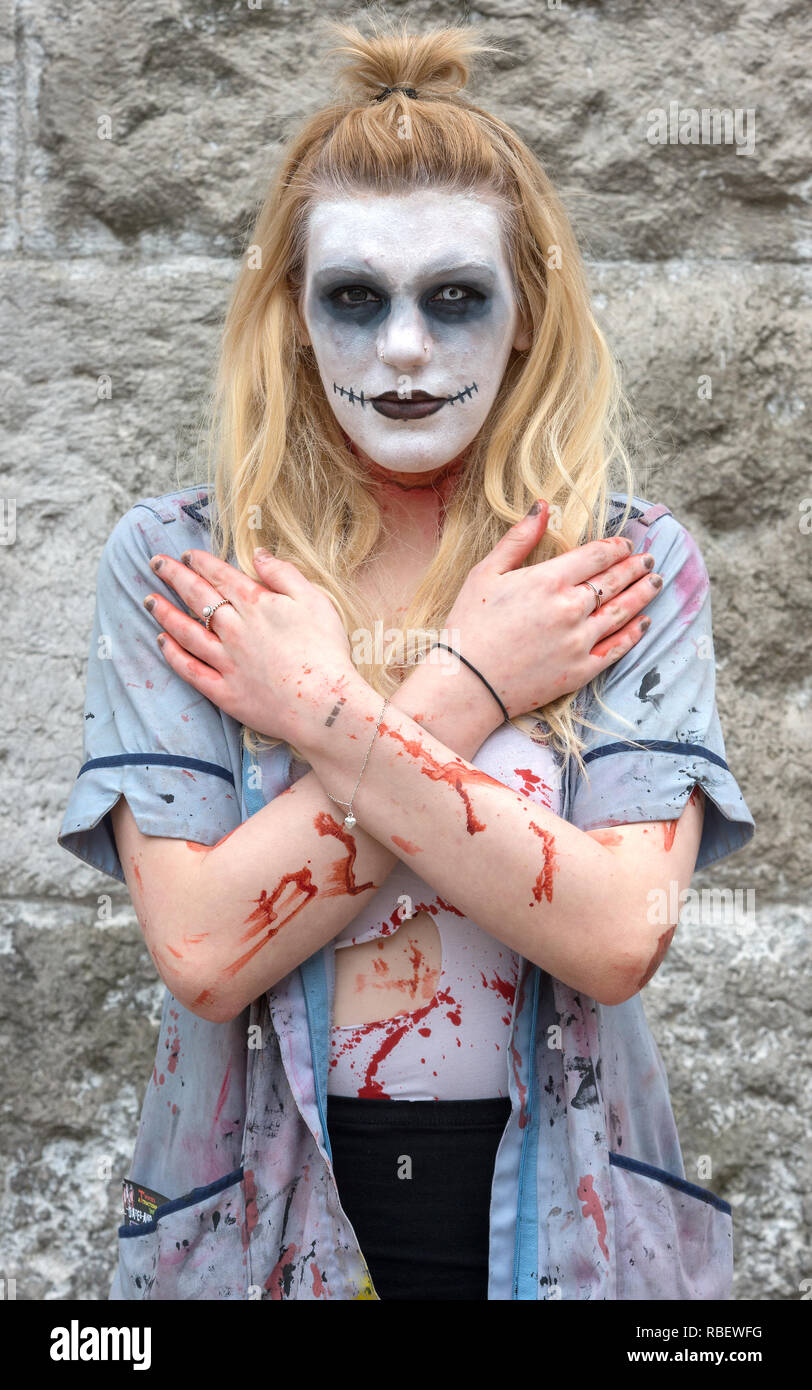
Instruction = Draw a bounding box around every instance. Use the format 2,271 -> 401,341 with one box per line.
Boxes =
57,502 -> 243,884
566,510 -> 755,873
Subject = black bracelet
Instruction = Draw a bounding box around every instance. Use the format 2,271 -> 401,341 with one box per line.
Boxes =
429,642 -> 510,724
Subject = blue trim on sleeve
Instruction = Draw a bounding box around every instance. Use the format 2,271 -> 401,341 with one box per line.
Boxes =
78,753 -> 236,786
608,1152 -> 731,1214
583,739 -> 730,771
118,1166 -> 245,1238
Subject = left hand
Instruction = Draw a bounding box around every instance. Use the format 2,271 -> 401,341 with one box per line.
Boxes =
144,546 -> 359,744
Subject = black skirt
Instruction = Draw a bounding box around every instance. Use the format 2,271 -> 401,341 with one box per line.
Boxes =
326,1094 -> 512,1301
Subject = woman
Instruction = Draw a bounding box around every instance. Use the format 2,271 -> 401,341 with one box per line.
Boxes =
58,18 -> 755,1301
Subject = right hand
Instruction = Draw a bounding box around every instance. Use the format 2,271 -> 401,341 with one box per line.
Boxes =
442,500 -> 662,719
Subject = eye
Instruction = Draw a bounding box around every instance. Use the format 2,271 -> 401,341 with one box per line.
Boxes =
330,286 -> 383,307
427,284 -> 485,310
432,285 -> 470,302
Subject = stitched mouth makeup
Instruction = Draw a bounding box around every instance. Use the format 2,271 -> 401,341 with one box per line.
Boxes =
333,382 -> 479,419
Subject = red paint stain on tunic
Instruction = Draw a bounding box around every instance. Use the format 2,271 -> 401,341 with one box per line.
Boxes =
266,1243 -> 298,1300
213,1063 -> 231,1127
241,1168 -> 258,1250
167,1036 -> 181,1073
577,1174 -> 609,1260
673,540 -> 707,624
311,1262 -> 327,1299
510,971 -> 529,1128
528,821 -> 557,903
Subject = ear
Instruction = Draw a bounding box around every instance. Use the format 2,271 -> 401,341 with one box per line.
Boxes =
512,309 -> 532,352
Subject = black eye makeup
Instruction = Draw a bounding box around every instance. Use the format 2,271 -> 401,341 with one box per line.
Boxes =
321,281 -> 490,324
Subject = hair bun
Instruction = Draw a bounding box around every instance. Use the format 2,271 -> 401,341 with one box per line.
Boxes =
324,14 -> 503,104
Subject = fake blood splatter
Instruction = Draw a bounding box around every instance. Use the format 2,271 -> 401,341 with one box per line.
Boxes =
588,827 -> 624,847
391,835 -> 422,855
221,870 -> 318,980
314,811 -> 376,896
339,985 -> 462,1099
480,970 -> 516,1007
637,925 -> 676,989
528,821 -> 557,903
577,1174 -> 609,1260
514,767 -> 553,802
311,1262 -> 327,1299
662,819 -> 678,851
378,722 -> 503,834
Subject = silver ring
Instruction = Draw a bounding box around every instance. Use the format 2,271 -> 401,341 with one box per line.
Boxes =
201,598 -> 234,631
583,580 -> 603,614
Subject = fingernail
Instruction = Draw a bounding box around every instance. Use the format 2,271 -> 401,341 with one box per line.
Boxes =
643,553 -> 655,569
650,573 -> 663,589
149,555 -> 163,572
180,551 -> 193,567
624,538 -> 634,552
143,596 -> 156,612
525,499 -> 544,518
253,546 -> 270,559
641,616 -> 652,632
156,633 -> 166,648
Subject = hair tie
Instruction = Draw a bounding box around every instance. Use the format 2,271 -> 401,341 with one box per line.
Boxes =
430,642 -> 510,724
374,85 -> 418,101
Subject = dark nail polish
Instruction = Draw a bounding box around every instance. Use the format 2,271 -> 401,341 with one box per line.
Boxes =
149,556 -> 163,572
156,634 -> 166,648
525,499 -> 543,517
643,553 -> 655,569
181,551 -> 192,566
641,616 -> 652,632
143,596 -> 155,612
650,573 -> 663,589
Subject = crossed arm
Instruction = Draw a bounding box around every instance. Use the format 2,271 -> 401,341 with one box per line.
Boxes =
112,652 -> 704,1022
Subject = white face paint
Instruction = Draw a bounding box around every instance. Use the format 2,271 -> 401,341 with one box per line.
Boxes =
297,189 -> 530,474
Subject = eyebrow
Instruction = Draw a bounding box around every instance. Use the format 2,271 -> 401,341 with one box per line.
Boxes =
311,259 -> 499,286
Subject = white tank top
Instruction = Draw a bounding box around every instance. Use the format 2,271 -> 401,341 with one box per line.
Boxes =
325,719 -> 564,1100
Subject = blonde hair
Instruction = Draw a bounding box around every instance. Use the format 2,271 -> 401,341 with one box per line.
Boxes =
196,12 -> 651,776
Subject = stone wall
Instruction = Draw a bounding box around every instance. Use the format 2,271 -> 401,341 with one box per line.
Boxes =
2,0 -> 809,1301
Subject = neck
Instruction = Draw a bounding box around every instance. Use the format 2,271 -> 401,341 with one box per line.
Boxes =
343,434 -> 469,495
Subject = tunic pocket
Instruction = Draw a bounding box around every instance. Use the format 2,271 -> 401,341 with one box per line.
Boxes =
608,1151 -> 733,1300
115,1168 -> 250,1300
